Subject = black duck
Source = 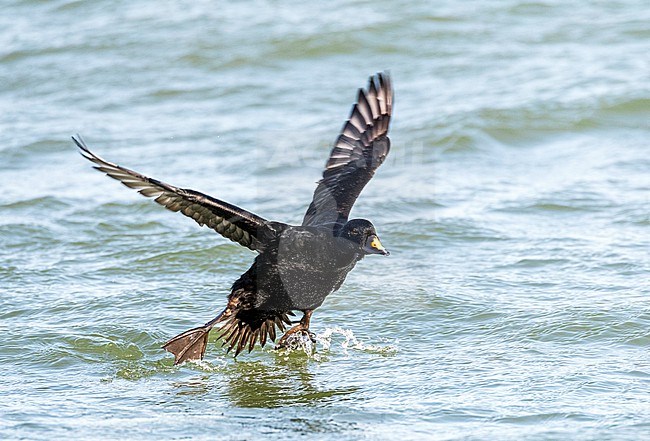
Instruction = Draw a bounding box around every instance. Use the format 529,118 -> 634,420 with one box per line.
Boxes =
74,72 -> 393,364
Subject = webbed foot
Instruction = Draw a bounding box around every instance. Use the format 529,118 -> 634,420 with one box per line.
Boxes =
274,309 -> 315,350
275,328 -> 316,350
163,325 -> 212,365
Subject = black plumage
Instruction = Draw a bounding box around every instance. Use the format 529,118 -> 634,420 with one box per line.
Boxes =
75,72 -> 393,364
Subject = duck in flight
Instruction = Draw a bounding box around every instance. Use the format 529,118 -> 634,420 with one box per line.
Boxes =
74,72 -> 393,364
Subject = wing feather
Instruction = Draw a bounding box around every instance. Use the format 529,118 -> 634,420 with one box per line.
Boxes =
302,72 -> 393,230
74,136 -> 271,251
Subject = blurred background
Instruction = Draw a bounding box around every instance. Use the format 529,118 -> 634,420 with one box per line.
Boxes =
1,1 -> 648,440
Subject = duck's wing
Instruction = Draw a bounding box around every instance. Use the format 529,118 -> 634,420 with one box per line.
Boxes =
302,72 -> 393,231
74,136 -> 270,252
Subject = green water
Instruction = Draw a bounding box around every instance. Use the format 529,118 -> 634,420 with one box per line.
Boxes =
1,1 -> 649,440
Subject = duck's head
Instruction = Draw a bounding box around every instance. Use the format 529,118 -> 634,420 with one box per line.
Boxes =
339,219 -> 389,256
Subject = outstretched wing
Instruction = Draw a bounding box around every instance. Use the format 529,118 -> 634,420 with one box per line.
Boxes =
302,72 -> 393,231
74,135 -> 270,252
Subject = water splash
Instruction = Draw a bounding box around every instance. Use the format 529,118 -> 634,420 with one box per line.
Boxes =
316,327 -> 398,355
272,327 -> 398,359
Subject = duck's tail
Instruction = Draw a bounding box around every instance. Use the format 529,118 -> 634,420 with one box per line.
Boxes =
217,309 -> 294,356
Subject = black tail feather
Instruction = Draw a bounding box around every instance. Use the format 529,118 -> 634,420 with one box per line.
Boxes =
216,310 -> 293,357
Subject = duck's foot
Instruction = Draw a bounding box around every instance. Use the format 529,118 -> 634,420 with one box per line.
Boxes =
275,309 -> 315,351
162,325 -> 212,365
162,311 -> 228,365
275,327 -> 316,350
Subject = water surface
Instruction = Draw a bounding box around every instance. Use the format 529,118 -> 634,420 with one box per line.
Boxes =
1,1 -> 649,440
